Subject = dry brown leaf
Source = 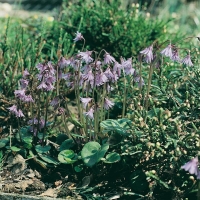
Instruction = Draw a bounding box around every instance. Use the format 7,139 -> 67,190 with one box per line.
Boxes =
39,188 -> 58,198
6,154 -> 27,174
55,180 -> 62,187
17,179 -> 33,191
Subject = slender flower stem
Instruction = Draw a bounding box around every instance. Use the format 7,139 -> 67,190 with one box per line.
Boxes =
42,94 -> 49,145
145,64 -> 154,111
36,90 -> 41,142
69,17 -> 83,56
139,58 -> 142,94
100,84 -> 107,122
85,84 -> 90,139
94,105 -> 99,140
56,64 -> 59,96
62,113 -> 72,139
122,70 -> 127,118
75,64 -> 86,137
17,118 -> 22,143
9,126 -> 12,147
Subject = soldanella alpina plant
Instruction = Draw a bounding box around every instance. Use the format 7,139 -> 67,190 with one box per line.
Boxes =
7,31 -> 143,144
139,38 -> 195,115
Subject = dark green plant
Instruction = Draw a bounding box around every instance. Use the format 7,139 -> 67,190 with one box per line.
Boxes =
53,0 -> 169,58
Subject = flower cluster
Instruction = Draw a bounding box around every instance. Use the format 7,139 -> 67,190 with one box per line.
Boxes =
140,43 -> 193,66
36,62 -> 56,91
8,68 -> 33,117
7,105 -> 24,118
63,37 -> 144,119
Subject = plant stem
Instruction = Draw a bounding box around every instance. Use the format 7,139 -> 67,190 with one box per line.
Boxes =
62,113 -> 72,139
75,64 -> 86,137
122,75 -> 127,118
36,91 -> 41,142
56,64 -> 59,96
145,64 -> 154,111
42,94 -> 49,145
100,84 -> 106,122
17,118 -> 22,143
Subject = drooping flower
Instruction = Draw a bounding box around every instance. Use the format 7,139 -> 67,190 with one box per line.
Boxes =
37,81 -> 48,90
50,97 -> 60,107
57,107 -> 65,115
111,72 -> 119,83
121,57 -> 135,75
73,31 -> 84,42
104,52 -> 115,64
62,72 -> 71,81
81,64 -> 91,74
78,51 -> 93,63
82,70 -> 94,87
106,84 -> 114,93
39,119 -> 45,130
95,60 -> 102,70
23,69 -> 30,78
181,157 -> 199,175
95,71 -> 108,86
80,97 -> 92,109
36,63 -> 45,72
182,53 -> 193,67
8,105 -> 24,118
45,76 -> 56,85
104,67 -> 114,81
28,118 -> 38,125
20,79 -> 29,89
104,98 -> 114,110
23,94 -> 34,102
46,62 -> 56,75
84,107 -> 94,119
140,45 -> 153,63
28,118 -> 45,135
160,43 -> 173,58
113,62 -> 122,77
16,109 -> 25,117
7,105 -> 18,114
58,57 -> 70,69
171,49 -> 181,62
46,83 -> 54,91
14,89 -> 26,100
133,74 -> 145,88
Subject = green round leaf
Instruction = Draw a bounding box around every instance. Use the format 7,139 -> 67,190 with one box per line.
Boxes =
11,146 -> 21,152
16,127 -> 32,144
104,152 -> 121,163
39,154 -> 59,165
23,143 -> 32,149
74,165 -> 84,172
35,145 -> 51,154
59,139 -> 75,151
81,141 -> 109,167
58,150 -> 77,164
0,138 -> 9,148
